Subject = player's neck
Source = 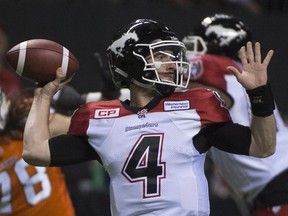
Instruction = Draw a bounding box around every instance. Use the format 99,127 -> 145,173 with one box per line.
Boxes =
129,84 -> 157,108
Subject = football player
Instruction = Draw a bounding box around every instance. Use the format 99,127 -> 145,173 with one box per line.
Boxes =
0,88 -> 75,216
183,13 -> 288,216
22,19 -> 275,215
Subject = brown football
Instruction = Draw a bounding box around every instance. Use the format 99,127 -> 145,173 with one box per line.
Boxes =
6,39 -> 79,84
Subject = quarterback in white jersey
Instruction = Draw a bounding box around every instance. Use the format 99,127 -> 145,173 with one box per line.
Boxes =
185,13 -> 288,215
23,19 -> 276,216
68,88 -> 233,215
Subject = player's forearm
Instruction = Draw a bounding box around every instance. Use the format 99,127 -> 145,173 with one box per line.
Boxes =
49,113 -> 71,137
245,83 -> 276,157
23,93 -> 51,166
249,115 -> 276,157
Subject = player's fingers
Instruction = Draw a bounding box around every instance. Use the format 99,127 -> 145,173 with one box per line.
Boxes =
55,67 -> 66,81
262,50 -> 274,66
47,68 -> 64,90
239,46 -> 248,65
254,42 -> 261,63
246,41 -> 254,63
57,67 -> 74,87
227,66 -> 241,79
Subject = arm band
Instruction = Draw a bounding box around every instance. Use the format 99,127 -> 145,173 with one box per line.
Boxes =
246,83 -> 275,117
49,135 -> 101,166
193,122 -> 251,155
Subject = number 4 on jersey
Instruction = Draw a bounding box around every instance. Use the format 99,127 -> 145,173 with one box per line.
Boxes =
122,134 -> 166,198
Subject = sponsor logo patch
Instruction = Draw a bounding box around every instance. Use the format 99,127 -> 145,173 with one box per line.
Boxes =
137,109 -> 148,119
94,108 -> 120,118
164,100 -> 190,111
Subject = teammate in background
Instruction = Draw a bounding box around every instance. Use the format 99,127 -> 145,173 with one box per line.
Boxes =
22,19 -> 275,215
183,13 -> 288,216
0,88 -> 75,216
0,22 -> 22,100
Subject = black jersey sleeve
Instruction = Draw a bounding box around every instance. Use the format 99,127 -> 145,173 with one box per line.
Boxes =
49,135 -> 101,166
193,122 -> 251,155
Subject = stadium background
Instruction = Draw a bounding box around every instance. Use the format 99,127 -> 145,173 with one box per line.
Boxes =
0,1 -> 287,215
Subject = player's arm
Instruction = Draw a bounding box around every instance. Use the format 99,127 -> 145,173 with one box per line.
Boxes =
23,68 -> 70,166
193,122 -> 251,155
227,42 -> 276,157
49,113 -> 71,137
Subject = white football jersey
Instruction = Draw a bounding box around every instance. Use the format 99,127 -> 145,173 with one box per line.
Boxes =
188,53 -> 288,202
68,88 -> 231,216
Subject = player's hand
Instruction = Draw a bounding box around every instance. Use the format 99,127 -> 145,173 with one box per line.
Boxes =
227,41 -> 274,90
35,67 -> 73,98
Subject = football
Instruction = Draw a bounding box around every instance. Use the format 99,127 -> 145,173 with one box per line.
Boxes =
6,39 -> 79,84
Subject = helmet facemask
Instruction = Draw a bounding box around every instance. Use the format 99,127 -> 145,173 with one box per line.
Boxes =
182,36 -> 207,55
133,40 -> 191,93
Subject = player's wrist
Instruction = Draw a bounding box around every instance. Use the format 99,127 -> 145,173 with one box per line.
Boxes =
246,83 -> 275,117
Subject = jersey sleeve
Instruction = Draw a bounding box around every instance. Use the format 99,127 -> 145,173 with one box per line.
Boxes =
193,122 -> 251,155
67,104 -> 92,137
179,89 -> 251,155
50,103 -> 103,166
188,88 -> 251,155
179,88 -> 232,127
49,135 -> 101,166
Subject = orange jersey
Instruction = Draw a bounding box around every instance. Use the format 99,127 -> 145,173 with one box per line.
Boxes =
0,137 -> 75,216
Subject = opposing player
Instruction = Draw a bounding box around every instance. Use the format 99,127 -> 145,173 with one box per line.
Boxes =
22,19 -> 275,215
183,13 -> 288,215
0,88 -> 75,216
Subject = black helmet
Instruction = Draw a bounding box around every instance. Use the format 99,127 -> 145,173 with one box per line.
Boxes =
107,19 -> 190,96
189,14 -> 252,60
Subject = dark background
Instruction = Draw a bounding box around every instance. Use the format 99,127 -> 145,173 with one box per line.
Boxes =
1,1 -> 287,215
0,0 -> 287,114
